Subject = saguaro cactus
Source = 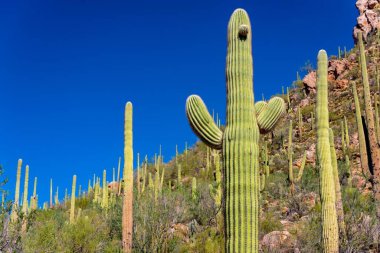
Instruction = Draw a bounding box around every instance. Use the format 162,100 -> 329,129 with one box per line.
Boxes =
352,82 -> 370,177
288,120 -> 306,194
70,175 -> 76,224
122,102 -> 133,253
329,128 -> 347,242
185,9 -> 285,252
358,32 -> 380,214
11,159 -> 22,221
31,177 -> 37,210
22,165 -> 29,213
102,169 -> 108,209
192,177 -> 197,200
316,50 -> 339,252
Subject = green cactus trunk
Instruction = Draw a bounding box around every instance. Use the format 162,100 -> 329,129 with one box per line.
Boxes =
344,116 -> 349,146
288,120 -> 295,194
55,187 -> 59,206
122,102 -> 133,253
12,159 -> 22,222
70,175 -> 76,224
192,177 -> 197,200
316,50 -> 339,253
375,94 -> 380,142
137,153 -> 140,196
358,32 -> 380,215
177,164 -> 182,188
22,165 -> 29,213
329,128 -> 347,242
352,82 -> 370,177
31,177 -> 37,210
185,9 -> 285,253
102,170 -> 108,209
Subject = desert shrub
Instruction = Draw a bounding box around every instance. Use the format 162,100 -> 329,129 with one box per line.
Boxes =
341,187 -> 379,251
295,204 -> 322,252
189,182 -> 216,226
61,208 -> 111,253
178,227 -> 224,253
259,211 -> 283,237
266,171 -> 288,201
23,209 -> 65,253
300,164 -> 319,193
133,188 -> 192,252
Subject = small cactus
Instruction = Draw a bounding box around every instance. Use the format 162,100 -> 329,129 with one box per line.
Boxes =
22,165 -> 29,214
11,159 -> 22,222
191,177 -> 197,200
70,175 -> 76,224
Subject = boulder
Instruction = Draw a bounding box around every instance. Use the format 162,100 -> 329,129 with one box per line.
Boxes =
302,71 -> 316,93
261,231 -> 294,252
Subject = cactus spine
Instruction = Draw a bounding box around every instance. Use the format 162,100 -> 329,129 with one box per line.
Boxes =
358,32 -> 380,211
122,102 -> 133,252
12,159 -> 22,221
70,175 -> 76,224
352,81 -> 370,177
316,50 -> 339,253
185,9 -> 285,252
329,128 -> 347,242
22,165 -> 29,213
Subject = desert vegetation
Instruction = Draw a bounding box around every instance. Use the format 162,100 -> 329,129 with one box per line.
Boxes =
2,2 -> 380,253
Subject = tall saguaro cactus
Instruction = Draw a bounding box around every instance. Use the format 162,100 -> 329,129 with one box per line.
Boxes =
352,81 -> 370,177
11,159 -> 22,221
358,32 -> 380,214
70,175 -> 76,224
329,128 -> 347,242
22,165 -> 29,213
122,102 -> 133,253
185,9 -> 285,252
316,50 -> 339,253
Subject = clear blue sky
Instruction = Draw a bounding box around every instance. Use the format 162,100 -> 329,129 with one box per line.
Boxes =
1,0 -> 356,205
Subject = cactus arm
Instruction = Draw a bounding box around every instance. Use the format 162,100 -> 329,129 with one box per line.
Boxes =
259,174 -> 266,192
295,152 -> 307,183
256,97 -> 286,134
254,101 -> 266,115
186,95 -> 223,150
316,50 -> 339,253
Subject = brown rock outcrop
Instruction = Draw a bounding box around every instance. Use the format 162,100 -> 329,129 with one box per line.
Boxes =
353,0 -> 380,42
